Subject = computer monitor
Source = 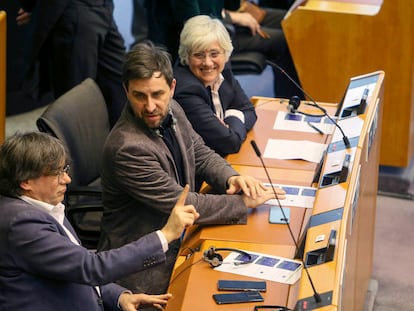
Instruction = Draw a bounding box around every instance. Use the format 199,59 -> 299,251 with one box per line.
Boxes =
335,71 -> 383,119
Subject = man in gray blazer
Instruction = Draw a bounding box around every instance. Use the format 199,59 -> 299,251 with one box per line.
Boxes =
98,42 -> 285,300
0,132 -> 199,311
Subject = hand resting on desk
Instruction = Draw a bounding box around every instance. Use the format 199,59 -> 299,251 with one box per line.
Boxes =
227,175 -> 286,208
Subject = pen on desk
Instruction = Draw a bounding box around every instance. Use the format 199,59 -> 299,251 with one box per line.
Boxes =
357,87 -> 369,114
307,122 -> 324,135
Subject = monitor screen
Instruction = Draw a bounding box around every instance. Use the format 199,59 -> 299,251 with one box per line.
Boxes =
335,71 -> 382,118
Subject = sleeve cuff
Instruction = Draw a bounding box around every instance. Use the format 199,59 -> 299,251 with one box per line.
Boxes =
117,290 -> 133,309
225,109 -> 245,123
156,230 -> 169,253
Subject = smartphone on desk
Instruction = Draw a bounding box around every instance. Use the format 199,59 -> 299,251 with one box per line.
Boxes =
213,291 -> 264,304
269,207 -> 290,224
218,280 -> 267,292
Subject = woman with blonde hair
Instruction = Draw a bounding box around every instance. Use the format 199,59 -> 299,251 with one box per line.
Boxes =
174,15 -> 257,157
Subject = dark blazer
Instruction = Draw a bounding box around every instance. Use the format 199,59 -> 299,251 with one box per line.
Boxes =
98,101 -> 249,295
0,196 -> 166,311
173,62 -> 257,156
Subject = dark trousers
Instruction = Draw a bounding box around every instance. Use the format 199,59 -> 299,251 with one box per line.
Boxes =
233,8 -> 304,99
40,0 -> 127,126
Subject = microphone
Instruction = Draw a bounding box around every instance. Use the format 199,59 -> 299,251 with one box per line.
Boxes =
266,60 -> 351,149
250,140 -> 322,304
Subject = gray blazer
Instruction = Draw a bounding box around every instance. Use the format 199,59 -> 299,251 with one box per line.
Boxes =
98,100 -> 249,295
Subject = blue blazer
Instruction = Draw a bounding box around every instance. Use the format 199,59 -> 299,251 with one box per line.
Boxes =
0,196 -> 166,311
173,63 -> 257,156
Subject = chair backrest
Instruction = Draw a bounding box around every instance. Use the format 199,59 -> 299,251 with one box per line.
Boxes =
36,78 -> 110,249
223,22 -> 267,75
36,78 -> 110,187
230,51 -> 267,75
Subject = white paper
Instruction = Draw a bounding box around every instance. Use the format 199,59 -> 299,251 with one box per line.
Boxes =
273,111 -> 335,134
263,183 -> 316,208
341,83 -> 376,112
322,149 -> 356,175
331,116 -> 364,143
214,250 -> 303,285
263,139 -> 327,163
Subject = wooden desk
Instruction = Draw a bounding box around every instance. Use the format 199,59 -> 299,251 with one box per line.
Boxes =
167,243 -> 296,311
226,98 -> 335,171
295,73 -> 384,310
166,80 -> 384,310
0,11 -> 6,144
282,0 -> 414,167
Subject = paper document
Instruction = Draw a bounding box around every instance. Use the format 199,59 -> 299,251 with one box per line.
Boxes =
263,183 -> 316,208
331,117 -> 364,143
341,83 -> 376,113
274,111 -> 335,134
263,139 -> 327,163
214,250 -> 302,285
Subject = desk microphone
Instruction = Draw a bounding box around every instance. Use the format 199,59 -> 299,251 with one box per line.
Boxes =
265,60 -> 351,149
250,140 -> 322,304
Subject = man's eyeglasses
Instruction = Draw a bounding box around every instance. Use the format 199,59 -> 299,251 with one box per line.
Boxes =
57,164 -> 70,183
191,50 -> 224,60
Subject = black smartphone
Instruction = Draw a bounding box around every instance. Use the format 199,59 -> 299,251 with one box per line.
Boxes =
217,280 -> 267,292
213,291 -> 264,304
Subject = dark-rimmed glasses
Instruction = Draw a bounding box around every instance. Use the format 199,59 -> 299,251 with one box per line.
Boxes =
57,164 -> 70,183
191,50 -> 224,60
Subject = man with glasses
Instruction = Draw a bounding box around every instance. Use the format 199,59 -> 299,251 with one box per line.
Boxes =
97,41 -> 285,302
174,15 -> 257,157
0,132 -> 199,311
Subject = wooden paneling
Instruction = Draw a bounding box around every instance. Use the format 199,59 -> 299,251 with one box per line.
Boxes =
0,11 -> 6,143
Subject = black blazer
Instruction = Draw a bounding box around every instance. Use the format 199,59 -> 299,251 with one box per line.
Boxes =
173,62 -> 257,156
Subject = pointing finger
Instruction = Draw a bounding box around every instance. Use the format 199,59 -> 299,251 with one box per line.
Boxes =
176,184 -> 190,205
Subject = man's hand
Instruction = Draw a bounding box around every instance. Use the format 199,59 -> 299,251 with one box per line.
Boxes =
16,8 -> 31,26
227,11 -> 261,36
161,185 -> 199,243
119,292 -> 172,311
227,175 -> 286,208
227,175 -> 265,198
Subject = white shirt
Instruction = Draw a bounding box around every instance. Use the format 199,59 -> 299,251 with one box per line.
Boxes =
19,196 -> 168,252
209,74 -> 225,120
20,196 -> 80,245
208,74 -> 245,124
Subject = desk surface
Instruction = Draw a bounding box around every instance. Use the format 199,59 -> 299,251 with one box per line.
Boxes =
226,98 -> 335,171
165,94 -> 382,311
167,243 -> 297,311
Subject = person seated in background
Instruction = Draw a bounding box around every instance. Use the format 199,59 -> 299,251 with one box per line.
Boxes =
0,132 -> 199,311
97,41 -> 285,301
170,0 -> 304,99
16,0 -> 127,127
174,15 -> 257,157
